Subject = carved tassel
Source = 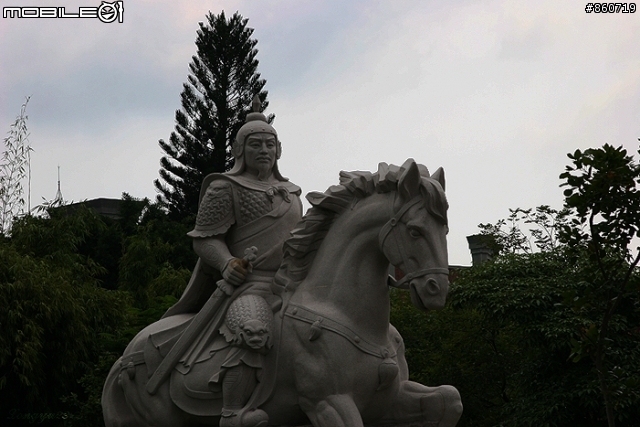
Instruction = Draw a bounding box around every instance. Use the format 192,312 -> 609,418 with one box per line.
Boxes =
309,319 -> 323,341
377,358 -> 399,390
126,362 -> 136,380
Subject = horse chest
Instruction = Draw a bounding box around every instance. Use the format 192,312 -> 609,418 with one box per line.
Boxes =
282,303 -> 401,395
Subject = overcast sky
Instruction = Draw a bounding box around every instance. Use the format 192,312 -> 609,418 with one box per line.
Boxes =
1,0 -> 639,265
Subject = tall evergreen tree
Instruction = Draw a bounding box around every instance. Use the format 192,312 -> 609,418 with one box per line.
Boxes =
155,11 -> 272,219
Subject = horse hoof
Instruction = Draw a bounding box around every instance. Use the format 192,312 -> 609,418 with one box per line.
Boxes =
220,408 -> 268,427
242,408 -> 268,427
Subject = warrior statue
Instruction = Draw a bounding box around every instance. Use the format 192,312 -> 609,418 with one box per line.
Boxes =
156,97 -> 302,427
103,97 -> 462,427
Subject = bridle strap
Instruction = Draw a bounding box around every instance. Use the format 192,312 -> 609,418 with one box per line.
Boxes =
378,195 -> 423,249
379,195 -> 449,289
393,267 -> 450,289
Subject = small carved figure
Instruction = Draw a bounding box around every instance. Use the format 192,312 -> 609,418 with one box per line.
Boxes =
222,294 -> 273,353
212,295 -> 274,426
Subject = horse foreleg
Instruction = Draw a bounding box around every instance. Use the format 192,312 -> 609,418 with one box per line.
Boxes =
299,394 -> 364,427
381,381 -> 462,427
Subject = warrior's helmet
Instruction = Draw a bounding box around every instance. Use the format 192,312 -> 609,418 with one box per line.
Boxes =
228,96 -> 284,179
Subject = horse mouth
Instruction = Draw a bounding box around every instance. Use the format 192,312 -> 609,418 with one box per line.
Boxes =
409,277 -> 448,311
409,283 -> 428,311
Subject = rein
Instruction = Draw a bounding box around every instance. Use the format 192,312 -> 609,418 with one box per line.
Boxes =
378,194 -> 449,290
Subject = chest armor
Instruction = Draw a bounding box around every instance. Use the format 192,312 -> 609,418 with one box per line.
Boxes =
234,186 -> 273,226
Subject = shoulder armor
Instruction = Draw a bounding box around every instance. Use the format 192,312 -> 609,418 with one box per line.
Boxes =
188,181 -> 235,238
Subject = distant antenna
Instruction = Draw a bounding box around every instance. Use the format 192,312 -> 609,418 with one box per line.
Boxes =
54,166 -> 63,204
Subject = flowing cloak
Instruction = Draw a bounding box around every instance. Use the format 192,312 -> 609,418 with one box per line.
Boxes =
162,172 -> 302,319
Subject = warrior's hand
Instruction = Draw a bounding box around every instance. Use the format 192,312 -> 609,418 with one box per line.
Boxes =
222,257 -> 251,286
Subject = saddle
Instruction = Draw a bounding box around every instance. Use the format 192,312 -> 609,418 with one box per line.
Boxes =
139,297 -> 282,418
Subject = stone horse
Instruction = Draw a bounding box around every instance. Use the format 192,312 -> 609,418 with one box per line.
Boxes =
102,159 -> 463,427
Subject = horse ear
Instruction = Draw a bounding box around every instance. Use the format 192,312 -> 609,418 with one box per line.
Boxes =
398,159 -> 421,201
432,167 -> 446,191
417,164 -> 430,178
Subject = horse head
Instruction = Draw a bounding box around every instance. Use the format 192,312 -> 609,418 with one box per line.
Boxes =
379,159 -> 449,311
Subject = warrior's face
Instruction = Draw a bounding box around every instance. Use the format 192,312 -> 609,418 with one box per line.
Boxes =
239,319 -> 270,350
244,133 -> 277,180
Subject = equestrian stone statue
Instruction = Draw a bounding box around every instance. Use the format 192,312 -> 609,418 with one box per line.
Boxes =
102,97 -> 462,427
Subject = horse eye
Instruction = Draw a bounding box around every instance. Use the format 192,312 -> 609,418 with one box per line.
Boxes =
409,228 -> 421,238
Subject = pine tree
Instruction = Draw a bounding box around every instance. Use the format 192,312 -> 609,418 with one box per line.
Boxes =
155,11 -> 272,219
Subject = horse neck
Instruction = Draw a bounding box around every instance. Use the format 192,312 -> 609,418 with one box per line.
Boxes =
294,192 -> 394,337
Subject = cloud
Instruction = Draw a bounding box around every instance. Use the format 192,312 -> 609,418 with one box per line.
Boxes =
2,0 -> 640,264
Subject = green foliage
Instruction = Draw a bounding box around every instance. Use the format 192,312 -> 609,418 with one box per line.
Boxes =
478,206 -> 571,255
0,206 -> 130,416
155,11 -> 272,219
118,196 -> 193,306
561,144 -> 640,256
391,288 -> 516,427
393,250 -> 639,427
451,252 -> 606,426
0,194 -> 195,426
393,143 -> 640,427
558,144 -> 640,427
1,97 -> 33,234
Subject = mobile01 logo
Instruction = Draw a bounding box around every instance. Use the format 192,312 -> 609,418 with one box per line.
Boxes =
3,1 -> 124,23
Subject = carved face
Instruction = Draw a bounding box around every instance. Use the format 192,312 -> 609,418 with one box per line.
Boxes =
238,319 -> 270,350
380,163 -> 450,311
244,133 -> 277,180
387,201 -> 449,311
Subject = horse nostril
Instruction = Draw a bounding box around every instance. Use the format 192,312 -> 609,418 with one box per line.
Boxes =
426,278 -> 440,295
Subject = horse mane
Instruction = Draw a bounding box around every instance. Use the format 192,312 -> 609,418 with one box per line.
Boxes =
273,161 -> 448,294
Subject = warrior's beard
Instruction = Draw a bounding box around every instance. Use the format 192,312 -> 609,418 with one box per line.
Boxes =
256,163 -> 272,181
